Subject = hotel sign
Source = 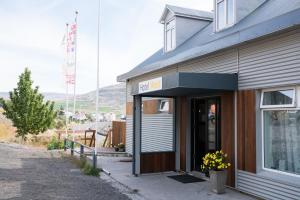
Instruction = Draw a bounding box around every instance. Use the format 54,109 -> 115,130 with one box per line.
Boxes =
138,77 -> 162,94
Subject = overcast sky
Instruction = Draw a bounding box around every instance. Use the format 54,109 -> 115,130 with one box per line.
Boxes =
0,0 -> 213,94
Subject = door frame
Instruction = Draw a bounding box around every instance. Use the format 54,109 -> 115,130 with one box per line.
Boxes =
190,96 -> 222,171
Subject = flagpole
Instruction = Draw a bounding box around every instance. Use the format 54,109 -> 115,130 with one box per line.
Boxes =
65,23 -> 69,136
72,11 -> 78,140
95,0 -> 101,156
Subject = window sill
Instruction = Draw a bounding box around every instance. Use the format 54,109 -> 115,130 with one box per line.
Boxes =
215,23 -> 235,33
257,170 -> 300,187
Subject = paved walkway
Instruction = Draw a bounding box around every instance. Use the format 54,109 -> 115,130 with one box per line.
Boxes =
98,157 -> 257,200
0,142 -> 130,200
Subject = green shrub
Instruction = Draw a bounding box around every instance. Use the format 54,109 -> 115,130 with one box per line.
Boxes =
82,162 -> 100,176
47,136 -> 64,150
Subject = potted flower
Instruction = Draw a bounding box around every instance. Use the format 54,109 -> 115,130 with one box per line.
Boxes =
117,143 -> 125,152
201,150 -> 231,194
114,143 -> 125,152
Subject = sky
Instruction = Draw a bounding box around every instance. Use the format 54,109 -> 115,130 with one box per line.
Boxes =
0,0 -> 213,94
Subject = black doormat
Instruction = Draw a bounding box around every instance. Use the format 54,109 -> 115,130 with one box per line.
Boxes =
168,174 -> 206,184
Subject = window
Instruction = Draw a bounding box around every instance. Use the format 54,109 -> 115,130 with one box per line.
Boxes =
263,110 -> 300,175
261,87 -> 300,176
165,19 -> 176,52
159,100 -> 169,112
216,0 -> 235,31
261,88 -> 296,108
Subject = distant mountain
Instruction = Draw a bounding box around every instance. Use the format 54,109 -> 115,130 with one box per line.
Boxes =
78,83 -> 126,107
0,83 -> 126,115
0,92 -> 9,100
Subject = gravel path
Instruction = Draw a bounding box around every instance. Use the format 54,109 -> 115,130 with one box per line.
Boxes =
0,142 -> 130,200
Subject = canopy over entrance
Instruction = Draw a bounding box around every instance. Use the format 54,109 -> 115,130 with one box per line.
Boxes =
132,72 -> 238,97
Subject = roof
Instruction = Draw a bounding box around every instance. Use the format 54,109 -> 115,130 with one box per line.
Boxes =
159,4 -> 213,23
118,0 -> 300,82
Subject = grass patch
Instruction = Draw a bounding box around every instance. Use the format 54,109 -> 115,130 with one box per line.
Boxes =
68,155 -> 100,177
80,157 -> 100,177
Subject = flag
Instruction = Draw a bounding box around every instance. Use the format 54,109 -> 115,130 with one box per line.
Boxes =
63,22 -> 77,85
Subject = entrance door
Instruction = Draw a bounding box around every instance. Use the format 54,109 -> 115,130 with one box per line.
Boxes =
191,97 -> 221,171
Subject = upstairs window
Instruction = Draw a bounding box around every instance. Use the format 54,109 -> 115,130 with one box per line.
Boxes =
216,0 -> 235,31
165,19 -> 176,52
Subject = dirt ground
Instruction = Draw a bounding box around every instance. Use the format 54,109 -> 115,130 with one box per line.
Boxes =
0,142 -> 130,200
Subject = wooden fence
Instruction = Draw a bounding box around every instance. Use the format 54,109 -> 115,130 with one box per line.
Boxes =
111,121 -> 126,146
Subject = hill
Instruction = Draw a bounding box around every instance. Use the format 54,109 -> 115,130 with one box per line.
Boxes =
0,83 -> 126,115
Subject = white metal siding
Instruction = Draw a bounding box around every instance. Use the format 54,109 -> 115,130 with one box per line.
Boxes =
126,115 -> 133,155
239,29 -> 300,89
237,170 -> 300,200
126,83 -> 133,102
141,114 -> 174,153
178,49 -> 238,74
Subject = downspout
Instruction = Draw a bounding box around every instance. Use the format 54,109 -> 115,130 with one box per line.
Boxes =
234,48 -> 240,188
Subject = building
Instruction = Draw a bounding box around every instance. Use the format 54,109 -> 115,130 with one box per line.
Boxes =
117,1 -> 300,199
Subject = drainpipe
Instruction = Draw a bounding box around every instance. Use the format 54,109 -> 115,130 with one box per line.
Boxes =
234,90 -> 238,188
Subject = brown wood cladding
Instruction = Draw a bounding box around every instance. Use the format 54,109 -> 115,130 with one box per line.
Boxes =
140,152 -> 175,173
112,121 -> 126,146
180,97 -> 187,171
237,90 -> 256,173
126,102 -> 133,115
143,99 -> 159,114
220,92 -> 235,187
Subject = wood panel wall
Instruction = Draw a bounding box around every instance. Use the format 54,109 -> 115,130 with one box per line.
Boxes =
143,99 -> 159,114
237,90 -> 256,173
140,152 -> 175,173
112,121 -> 126,146
126,102 -> 133,115
180,97 -> 187,171
220,92 -> 235,187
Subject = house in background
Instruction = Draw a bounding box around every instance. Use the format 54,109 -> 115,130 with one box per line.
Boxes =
118,0 -> 300,199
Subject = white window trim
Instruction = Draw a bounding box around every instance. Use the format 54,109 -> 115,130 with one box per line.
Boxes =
260,87 -> 296,109
261,108 -> 300,178
215,0 -> 236,32
164,18 -> 176,52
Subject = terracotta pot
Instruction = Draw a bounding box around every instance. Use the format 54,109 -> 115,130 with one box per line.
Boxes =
209,170 -> 227,194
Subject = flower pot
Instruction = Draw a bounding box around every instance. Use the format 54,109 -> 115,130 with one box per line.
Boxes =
209,170 -> 227,194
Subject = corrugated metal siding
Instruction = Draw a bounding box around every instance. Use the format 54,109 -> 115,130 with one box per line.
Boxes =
237,170 -> 300,200
239,29 -> 300,89
178,49 -> 238,74
126,83 -> 133,102
141,114 -> 174,153
126,115 -> 133,155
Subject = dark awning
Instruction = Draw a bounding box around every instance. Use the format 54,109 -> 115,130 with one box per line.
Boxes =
131,72 -> 238,97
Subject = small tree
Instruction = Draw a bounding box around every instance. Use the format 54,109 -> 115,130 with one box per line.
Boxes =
0,68 -> 56,141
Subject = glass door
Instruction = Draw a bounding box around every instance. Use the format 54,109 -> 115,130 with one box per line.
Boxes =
191,97 -> 221,171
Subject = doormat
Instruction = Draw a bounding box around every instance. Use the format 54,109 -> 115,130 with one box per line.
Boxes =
168,174 -> 205,184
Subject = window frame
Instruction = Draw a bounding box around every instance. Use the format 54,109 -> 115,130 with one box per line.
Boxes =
261,108 -> 300,178
164,18 -> 176,52
215,0 -> 236,31
260,87 -> 296,109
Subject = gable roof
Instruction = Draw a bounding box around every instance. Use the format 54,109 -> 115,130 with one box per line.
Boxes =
118,0 -> 300,82
159,4 -> 213,23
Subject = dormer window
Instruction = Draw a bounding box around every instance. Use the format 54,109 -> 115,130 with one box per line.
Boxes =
165,19 -> 176,52
215,0 -> 235,31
